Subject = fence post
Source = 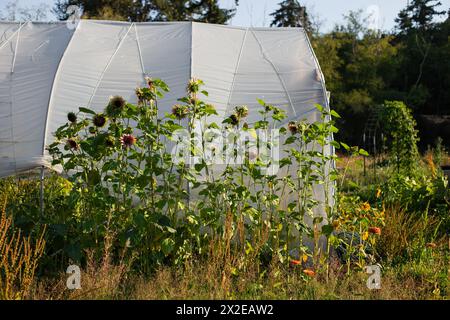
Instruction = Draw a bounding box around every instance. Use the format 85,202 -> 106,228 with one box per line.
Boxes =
40,166 -> 44,217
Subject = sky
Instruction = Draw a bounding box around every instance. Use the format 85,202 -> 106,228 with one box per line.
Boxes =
0,0 -> 449,32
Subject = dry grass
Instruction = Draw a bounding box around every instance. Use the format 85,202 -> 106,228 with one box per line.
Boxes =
0,197 -> 46,299
376,205 -> 443,262
28,214 -> 449,301
30,254 -> 448,300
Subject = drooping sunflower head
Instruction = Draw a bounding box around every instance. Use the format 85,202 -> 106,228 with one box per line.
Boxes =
66,138 -> 79,150
105,96 -> 126,118
288,121 -> 298,134
229,114 -> 240,126
67,112 -> 77,123
189,97 -> 198,106
187,78 -> 202,95
171,104 -> 189,120
135,88 -> 144,102
105,135 -> 115,148
145,76 -> 154,89
93,114 -> 107,128
235,105 -> 249,119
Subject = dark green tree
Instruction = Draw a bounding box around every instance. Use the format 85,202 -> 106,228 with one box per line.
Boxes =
186,0 -> 238,24
53,0 -> 152,21
392,0 -> 448,114
53,0 -> 238,24
270,0 -> 312,32
395,0 -> 446,32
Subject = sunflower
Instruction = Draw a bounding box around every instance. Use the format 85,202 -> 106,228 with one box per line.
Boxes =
93,114 -> 107,127
145,76 -> 154,89
187,78 -> 201,94
229,114 -> 239,126
235,105 -> 249,119
171,104 -> 189,120
67,112 -> 77,123
361,202 -> 371,211
120,134 -> 136,148
135,88 -> 145,102
105,136 -> 115,148
66,139 -> 79,150
105,96 -> 126,118
288,121 -> 298,134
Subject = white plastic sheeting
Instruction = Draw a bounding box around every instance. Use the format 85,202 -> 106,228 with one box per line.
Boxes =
0,20 -> 329,178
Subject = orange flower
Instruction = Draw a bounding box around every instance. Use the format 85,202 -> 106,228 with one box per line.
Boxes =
368,227 -> 381,235
290,260 -> 301,266
362,231 -> 369,241
303,269 -> 316,277
426,242 -> 437,249
332,220 -> 340,230
361,202 -> 371,211
376,188 -> 382,198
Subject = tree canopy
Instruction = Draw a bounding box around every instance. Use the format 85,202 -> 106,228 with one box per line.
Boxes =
270,0 -> 312,32
53,0 -> 238,24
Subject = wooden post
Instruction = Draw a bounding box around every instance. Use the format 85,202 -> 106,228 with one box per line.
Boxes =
40,166 -> 44,217
363,133 -> 366,176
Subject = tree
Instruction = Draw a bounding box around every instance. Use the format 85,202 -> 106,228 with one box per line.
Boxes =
53,0 -> 151,21
395,0 -> 446,33
392,0 -> 448,114
312,10 -> 399,144
188,0 -> 238,24
270,0 -> 312,32
53,0 -> 238,24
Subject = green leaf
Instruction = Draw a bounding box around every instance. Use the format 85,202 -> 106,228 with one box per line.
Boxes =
79,107 -> 96,115
314,104 -> 324,112
359,148 -> 369,156
321,224 -> 334,236
161,238 -> 175,255
340,142 -> 350,151
194,162 -> 205,172
330,110 -> 341,118
256,98 -> 266,106
284,136 -> 297,145
330,140 -> 340,149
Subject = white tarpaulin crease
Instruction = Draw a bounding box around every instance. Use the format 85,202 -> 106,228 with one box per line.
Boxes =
0,20 -> 329,178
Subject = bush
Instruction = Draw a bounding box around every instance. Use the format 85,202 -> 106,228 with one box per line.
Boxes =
381,101 -> 420,174
0,200 -> 46,299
